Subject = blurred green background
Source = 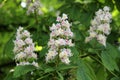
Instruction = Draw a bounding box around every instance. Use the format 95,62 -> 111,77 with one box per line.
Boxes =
0,0 -> 120,79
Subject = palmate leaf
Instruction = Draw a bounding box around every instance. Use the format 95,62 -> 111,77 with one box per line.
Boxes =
111,77 -> 120,80
100,43 -> 119,71
70,47 -> 79,64
106,43 -> 120,59
101,51 -> 119,71
96,66 -> 107,80
77,59 -> 96,80
3,34 -> 15,59
13,65 -> 36,78
4,72 -> 18,80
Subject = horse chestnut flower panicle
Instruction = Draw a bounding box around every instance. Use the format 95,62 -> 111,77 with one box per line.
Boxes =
26,0 -> 43,15
13,27 -> 38,67
85,6 -> 112,46
46,13 -> 74,64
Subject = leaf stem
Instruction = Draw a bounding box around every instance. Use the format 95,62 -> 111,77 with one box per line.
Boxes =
91,55 -> 119,78
36,73 -> 51,80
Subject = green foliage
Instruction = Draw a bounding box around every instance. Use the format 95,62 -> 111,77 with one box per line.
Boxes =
101,43 -> 120,71
101,51 -> 119,71
13,65 -> 36,78
3,35 -> 14,60
96,66 -> 107,80
77,59 -> 96,80
114,0 -> 120,11
4,72 -> 17,80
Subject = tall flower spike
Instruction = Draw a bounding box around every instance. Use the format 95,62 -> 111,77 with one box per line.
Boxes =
26,0 -> 43,15
46,13 -> 74,64
85,6 -> 112,46
13,27 -> 38,67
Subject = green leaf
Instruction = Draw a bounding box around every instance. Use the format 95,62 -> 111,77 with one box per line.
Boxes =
4,72 -> 18,80
56,71 -> 64,80
96,66 -> 107,80
105,0 -> 114,11
111,77 -> 120,80
44,67 -> 55,73
73,29 -> 82,41
57,64 -> 77,71
70,47 -> 79,63
114,0 -> 120,11
3,35 -> 14,59
75,0 -> 95,4
13,65 -> 36,78
98,0 -> 105,3
77,59 -> 96,80
101,51 -> 119,71
40,64 -> 56,73
100,43 -> 120,72
106,43 -> 120,59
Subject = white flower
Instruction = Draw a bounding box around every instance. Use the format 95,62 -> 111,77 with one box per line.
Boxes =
85,6 -> 112,46
13,27 -> 38,67
60,48 -> 72,57
62,13 -> 68,20
57,16 -> 62,22
10,69 -> 14,72
97,34 -> 106,46
85,37 -> 92,43
22,30 -> 30,37
64,28 -> 73,37
46,50 -> 58,62
103,24 -> 111,35
24,45 -> 35,54
61,57 -> 70,64
56,23 -> 61,29
14,39 -> 25,48
61,20 -> 71,28
48,39 -> 55,47
25,38 -> 33,44
15,52 -> 26,60
103,6 -> 110,11
27,52 -> 37,59
59,48 -> 72,64
17,27 -> 23,33
95,9 -> 102,15
26,0 -> 43,15
98,23 -> 111,35
32,61 -> 39,67
50,24 -> 56,31
89,31 -> 97,38
18,61 -> 30,66
55,38 -> 66,46
46,13 -> 74,64
57,28 -> 64,36
13,46 -> 23,54
66,39 -> 74,46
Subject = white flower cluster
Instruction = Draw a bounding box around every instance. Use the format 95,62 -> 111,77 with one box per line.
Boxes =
46,14 -> 74,64
26,0 -> 43,15
13,27 -> 38,67
85,6 -> 112,46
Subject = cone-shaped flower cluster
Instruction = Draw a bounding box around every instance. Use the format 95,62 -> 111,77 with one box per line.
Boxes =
46,13 -> 74,64
13,27 -> 38,67
26,0 -> 43,15
85,6 -> 112,46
